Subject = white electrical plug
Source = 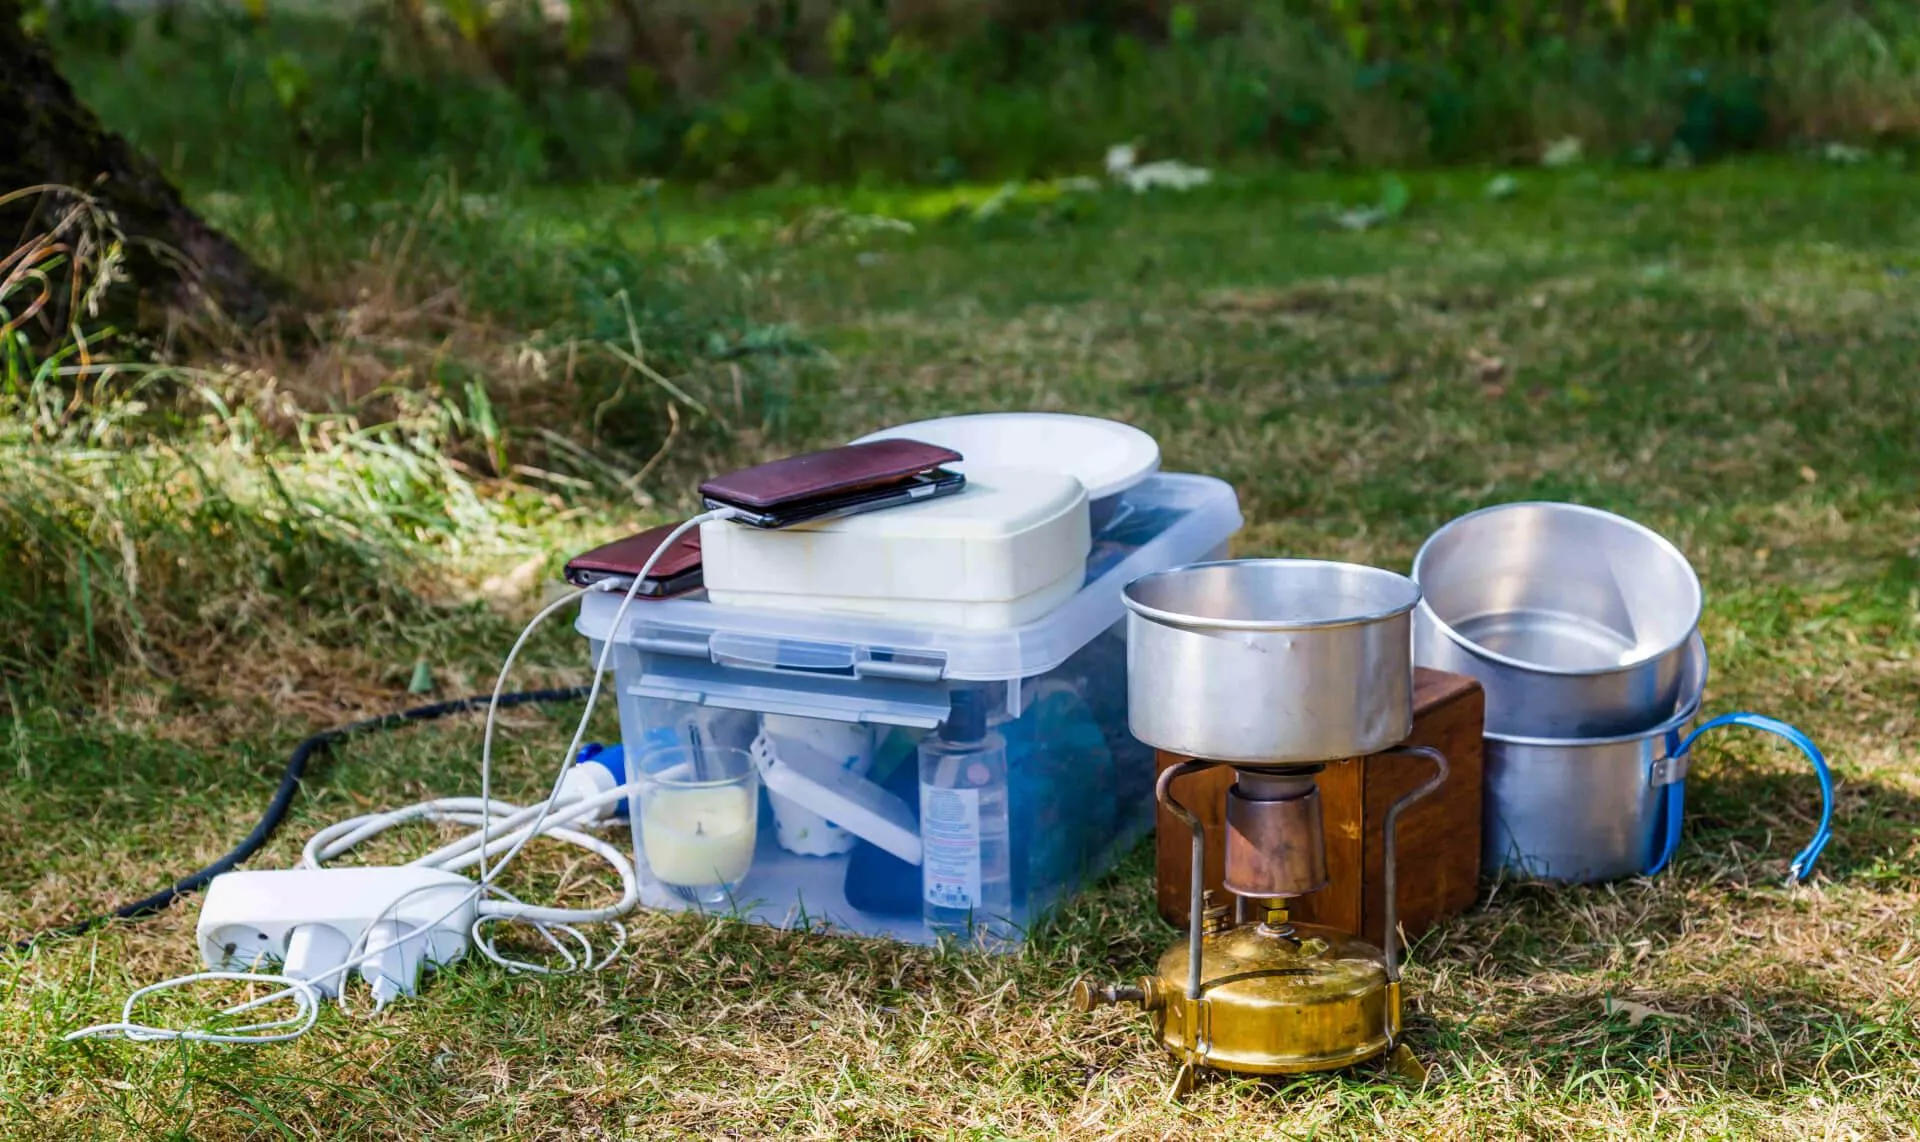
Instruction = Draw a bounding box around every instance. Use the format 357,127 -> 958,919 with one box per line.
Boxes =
283,922 -> 352,998
195,868 -> 478,998
357,921 -> 422,1010
556,747 -> 625,821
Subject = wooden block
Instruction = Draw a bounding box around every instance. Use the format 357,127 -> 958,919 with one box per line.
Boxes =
1346,668 -> 1485,944
1154,668 -> 1484,946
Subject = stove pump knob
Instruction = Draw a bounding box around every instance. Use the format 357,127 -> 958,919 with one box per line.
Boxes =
1070,979 -> 1147,1011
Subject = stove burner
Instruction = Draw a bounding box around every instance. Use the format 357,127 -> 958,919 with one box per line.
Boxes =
1072,749 -> 1447,1083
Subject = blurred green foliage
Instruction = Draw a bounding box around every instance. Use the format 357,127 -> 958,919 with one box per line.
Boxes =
31,0 -> 1920,187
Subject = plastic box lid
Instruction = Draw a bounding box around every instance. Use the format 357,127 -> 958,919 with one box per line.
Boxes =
577,472 -> 1241,684
699,466 -> 1091,613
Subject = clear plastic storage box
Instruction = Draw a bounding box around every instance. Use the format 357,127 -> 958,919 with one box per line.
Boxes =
576,474 -> 1242,944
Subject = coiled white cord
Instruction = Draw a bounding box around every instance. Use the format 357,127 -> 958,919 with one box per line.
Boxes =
65,510 -> 735,1045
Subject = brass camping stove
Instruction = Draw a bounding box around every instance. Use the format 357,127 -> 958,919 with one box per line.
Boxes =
1100,557 -> 1450,1084
1073,750 -> 1447,1079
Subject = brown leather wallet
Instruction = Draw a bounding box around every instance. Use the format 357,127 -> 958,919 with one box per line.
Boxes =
698,439 -> 963,511
564,523 -> 703,593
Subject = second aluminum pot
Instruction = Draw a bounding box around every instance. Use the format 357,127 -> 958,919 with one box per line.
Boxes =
1482,637 -> 1707,882
1121,559 -> 1419,766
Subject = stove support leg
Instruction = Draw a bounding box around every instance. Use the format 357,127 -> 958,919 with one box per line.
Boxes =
1387,1042 -> 1430,1084
1155,759 -> 1219,1004
1377,745 -> 1449,984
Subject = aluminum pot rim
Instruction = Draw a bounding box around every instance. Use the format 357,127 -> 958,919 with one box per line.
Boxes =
1482,631 -> 1709,747
1411,501 -> 1704,678
1122,558 -> 1421,633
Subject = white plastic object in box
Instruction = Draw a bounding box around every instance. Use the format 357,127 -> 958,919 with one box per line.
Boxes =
750,730 -> 922,864
758,714 -> 873,856
854,413 -> 1161,502
196,868 -> 476,995
700,467 -> 1090,625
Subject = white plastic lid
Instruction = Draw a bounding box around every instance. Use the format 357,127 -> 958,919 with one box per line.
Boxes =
578,473 -> 1242,683
854,413 -> 1160,501
699,467 -> 1090,606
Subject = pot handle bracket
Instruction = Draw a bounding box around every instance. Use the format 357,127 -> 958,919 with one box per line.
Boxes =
1647,712 -> 1835,884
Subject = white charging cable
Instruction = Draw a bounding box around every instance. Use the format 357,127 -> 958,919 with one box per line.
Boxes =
65,510 -> 736,1045
64,971 -> 325,1046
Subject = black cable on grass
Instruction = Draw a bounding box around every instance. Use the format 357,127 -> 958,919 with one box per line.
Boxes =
9,686 -> 591,953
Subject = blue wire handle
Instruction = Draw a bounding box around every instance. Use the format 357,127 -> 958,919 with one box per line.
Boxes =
1650,712 -> 1835,883
1646,728 -> 1686,878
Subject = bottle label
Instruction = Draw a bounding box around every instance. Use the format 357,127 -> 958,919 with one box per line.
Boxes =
920,784 -> 982,910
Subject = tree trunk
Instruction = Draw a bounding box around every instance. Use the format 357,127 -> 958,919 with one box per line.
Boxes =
0,2 -> 297,344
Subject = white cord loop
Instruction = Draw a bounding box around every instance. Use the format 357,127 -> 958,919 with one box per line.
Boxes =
63,971 -> 323,1046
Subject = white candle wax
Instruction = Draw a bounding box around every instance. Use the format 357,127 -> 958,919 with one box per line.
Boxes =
641,784 -> 757,887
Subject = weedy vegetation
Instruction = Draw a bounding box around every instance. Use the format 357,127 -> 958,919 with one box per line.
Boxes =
35,0 -> 1920,187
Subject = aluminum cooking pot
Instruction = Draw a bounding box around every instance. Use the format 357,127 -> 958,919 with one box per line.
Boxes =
1413,501 -> 1703,738
1121,559 -> 1418,766
1483,636 -> 1837,884
1482,641 -> 1706,883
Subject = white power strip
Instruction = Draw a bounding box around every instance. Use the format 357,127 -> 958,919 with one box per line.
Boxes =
196,868 -> 478,1004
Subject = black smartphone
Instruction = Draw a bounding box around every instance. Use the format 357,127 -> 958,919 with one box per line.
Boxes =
705,468 -> 966,529
564,523 -> 704,594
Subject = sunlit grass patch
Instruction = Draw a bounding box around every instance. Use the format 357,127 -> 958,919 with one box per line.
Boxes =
3,162 -> 1918,1138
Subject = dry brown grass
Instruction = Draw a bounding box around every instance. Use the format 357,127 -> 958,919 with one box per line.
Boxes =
3,162 -> 1918,1139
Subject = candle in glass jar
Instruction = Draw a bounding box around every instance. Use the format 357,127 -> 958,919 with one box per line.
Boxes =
641,783 -> 757,887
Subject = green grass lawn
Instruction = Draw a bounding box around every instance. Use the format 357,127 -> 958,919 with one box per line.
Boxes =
3,159 -> 1919,1139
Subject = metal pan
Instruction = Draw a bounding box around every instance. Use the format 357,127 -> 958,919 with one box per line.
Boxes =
1122,559 -> 1419,766
1413,502 -> 1702,738
1481,635 -> 1708,882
